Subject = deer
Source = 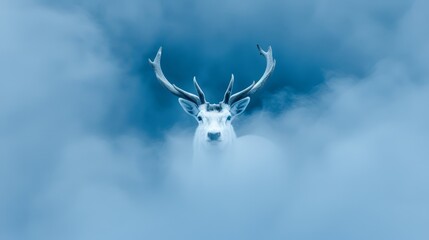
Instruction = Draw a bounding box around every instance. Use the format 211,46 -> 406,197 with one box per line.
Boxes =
149,45 -> 276,160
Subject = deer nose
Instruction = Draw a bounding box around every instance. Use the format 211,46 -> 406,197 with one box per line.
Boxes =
207,132 -> 221,141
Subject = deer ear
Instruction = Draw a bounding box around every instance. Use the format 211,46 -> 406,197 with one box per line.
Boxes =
178,98 -> 199,116
230,97 -> 250,116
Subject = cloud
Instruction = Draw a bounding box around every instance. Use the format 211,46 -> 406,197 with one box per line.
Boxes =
0,0 -> 428,239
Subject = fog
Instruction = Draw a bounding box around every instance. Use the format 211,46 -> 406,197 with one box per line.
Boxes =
1,0 -> 428,239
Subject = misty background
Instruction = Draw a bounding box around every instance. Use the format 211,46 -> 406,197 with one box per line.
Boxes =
1,0 -> 428,239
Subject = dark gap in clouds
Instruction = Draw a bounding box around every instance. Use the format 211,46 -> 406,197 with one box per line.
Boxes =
39,0 -> 415,138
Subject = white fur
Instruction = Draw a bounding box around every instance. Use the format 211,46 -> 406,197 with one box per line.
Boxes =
178,98 -> 250,160
193,104 -> 236,159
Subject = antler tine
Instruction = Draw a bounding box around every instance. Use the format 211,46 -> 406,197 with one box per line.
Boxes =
193,76 -> 206,104
148,47 -> 202,105
228,45 -> 276,104
222,74 -> 234,104
228,81 -> 256,104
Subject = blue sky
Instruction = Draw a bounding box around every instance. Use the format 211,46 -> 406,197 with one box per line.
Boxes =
1,0 -> 428,239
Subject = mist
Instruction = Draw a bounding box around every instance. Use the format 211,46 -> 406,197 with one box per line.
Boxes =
1,0 -> 428,239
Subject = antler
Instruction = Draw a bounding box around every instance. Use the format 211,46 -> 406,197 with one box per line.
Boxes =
148,47 -> 206,105
222,45 -> 276,104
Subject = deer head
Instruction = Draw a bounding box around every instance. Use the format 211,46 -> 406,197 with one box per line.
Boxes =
149,45 -> 276,153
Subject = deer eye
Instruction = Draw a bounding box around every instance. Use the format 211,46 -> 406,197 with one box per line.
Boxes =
197,116 -> 203,121
226,115 -> 232,121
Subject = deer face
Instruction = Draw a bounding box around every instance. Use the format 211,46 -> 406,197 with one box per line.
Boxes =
178,98 -> 250,147
149,45 -> 275,152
